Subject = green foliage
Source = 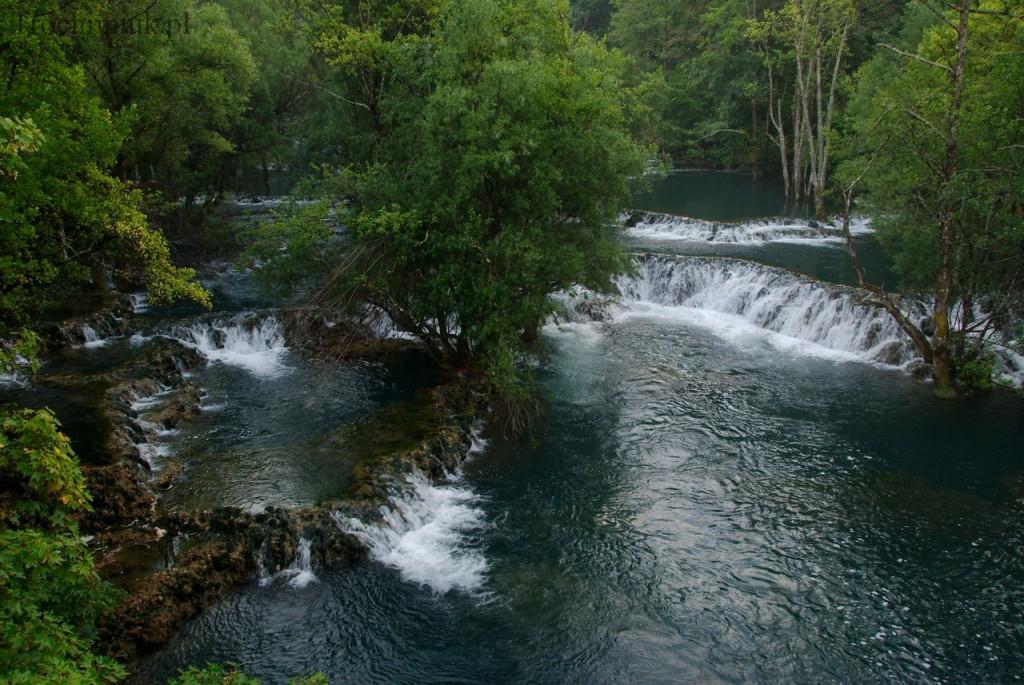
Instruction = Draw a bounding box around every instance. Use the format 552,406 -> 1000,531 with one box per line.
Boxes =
241,200 -> 335,294
0,117 -> 43,180
608,0 -> 771,165
838,0 -> 1024,378
169,664 -> 262,685
570,0 -> 613,34
0,531 -> 124,685
78,0 -> 257,209
251,0 -> 646,404
605,0 -> 913,168
0,0 -> 210,324
0,331 -> 40,376
0,409 -> 91,530
957,354 -> 996,393
168,663 -> 328,685
0,329 -> 121,683
0,405 -> 123,684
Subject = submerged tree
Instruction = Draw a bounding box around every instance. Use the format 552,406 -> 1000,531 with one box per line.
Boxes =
838,0 -> 1024,397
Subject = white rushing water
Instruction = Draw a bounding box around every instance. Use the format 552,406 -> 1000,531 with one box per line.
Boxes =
79,324 -> 114,349
172,314 -> 289,378
340,466 -> 488,595
256,537 -> 318,589
624,211 -> 874,245
279,538 -> 318,589
130,293 -> 150,314
0,371 -> 28,389
612,255 -> 922,366
129,387 -> 179,469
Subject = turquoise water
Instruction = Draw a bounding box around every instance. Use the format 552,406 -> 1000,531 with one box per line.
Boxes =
118,176 -> 1024,683
632,169 -> 797,220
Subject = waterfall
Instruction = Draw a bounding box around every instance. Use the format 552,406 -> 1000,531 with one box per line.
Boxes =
623,210 -> 873,245
615,255 -> 922,366
171,313 -> 289,378
129,387 -> 178,469
79,324 -> 113,349
0,371 -> 28,389
280,538 -> 318,589
257,537 -> 319,589
338,470 -> 488,594
130,293 -> 150,314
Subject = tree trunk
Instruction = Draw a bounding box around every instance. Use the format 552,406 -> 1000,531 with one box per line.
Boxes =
766,65 -> 791,198
931,1 -> 971,400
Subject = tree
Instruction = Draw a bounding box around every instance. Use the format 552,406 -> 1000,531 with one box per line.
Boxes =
250,0 -> 646,420
0,0 -> 210,325
750,0 -> 856,216
838,0 -> 1024,396
0,352 -> 124,683
290,0 -> 441,163
77,0 -> 257,220
217,0 -> 319,194
570,0 -> 613,34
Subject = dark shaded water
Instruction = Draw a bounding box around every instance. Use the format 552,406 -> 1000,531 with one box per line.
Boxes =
22,175 -> 1023,684
633,169 -> 802,221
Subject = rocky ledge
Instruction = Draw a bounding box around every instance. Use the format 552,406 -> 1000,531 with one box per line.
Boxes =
28,294 -> 485,664
90,374 -> 482,663
41,293 -> 136,349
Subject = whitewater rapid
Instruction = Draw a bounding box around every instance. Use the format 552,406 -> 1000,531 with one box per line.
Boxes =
551,254 -> 924,369
338,429 -> 490,595
624,210 -> 874,245
170,314 -> 290,378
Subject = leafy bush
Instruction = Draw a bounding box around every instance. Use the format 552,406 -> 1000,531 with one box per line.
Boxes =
958,354 -> 996,393
168,664 -> 328,685
0,409 -> 91,530
0,391 -> 124,683
169,664 -> 262,685
0,531 -> 124,684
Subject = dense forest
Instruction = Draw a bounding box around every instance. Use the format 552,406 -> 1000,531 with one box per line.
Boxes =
1,0 -> 1022,683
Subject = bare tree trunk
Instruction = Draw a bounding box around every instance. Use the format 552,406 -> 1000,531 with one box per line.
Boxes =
814,21 -> 849,220
840,181 -> 934,363
792,68 -> 805,202
767,65 -> 791,198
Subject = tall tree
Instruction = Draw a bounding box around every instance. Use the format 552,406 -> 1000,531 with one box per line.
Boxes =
839,0 -> 1024,396
250,0 -> 647,419
1,0 -> 209,325
77,0 -> 257,219
750,0 -> 856,216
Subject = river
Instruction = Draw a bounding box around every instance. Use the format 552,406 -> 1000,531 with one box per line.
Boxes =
13,171 -> 1024,684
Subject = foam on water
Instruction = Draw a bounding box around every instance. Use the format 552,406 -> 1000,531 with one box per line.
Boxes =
624,211 -> 874,245
255,538 -> 318,588
130,386 -> 174,412
138,442 -> 173,468
279,538 -> 318,589
172,314 -> 289,378
0,372 -> 28,389
995,347 -> 1024,391
613,255 -> 920,367
340,470 -> 488,594
79,325 -> 114,349
130,293 -> 150,313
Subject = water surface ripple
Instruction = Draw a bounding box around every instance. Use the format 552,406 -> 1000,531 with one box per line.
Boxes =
136,315 -> 1024,684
